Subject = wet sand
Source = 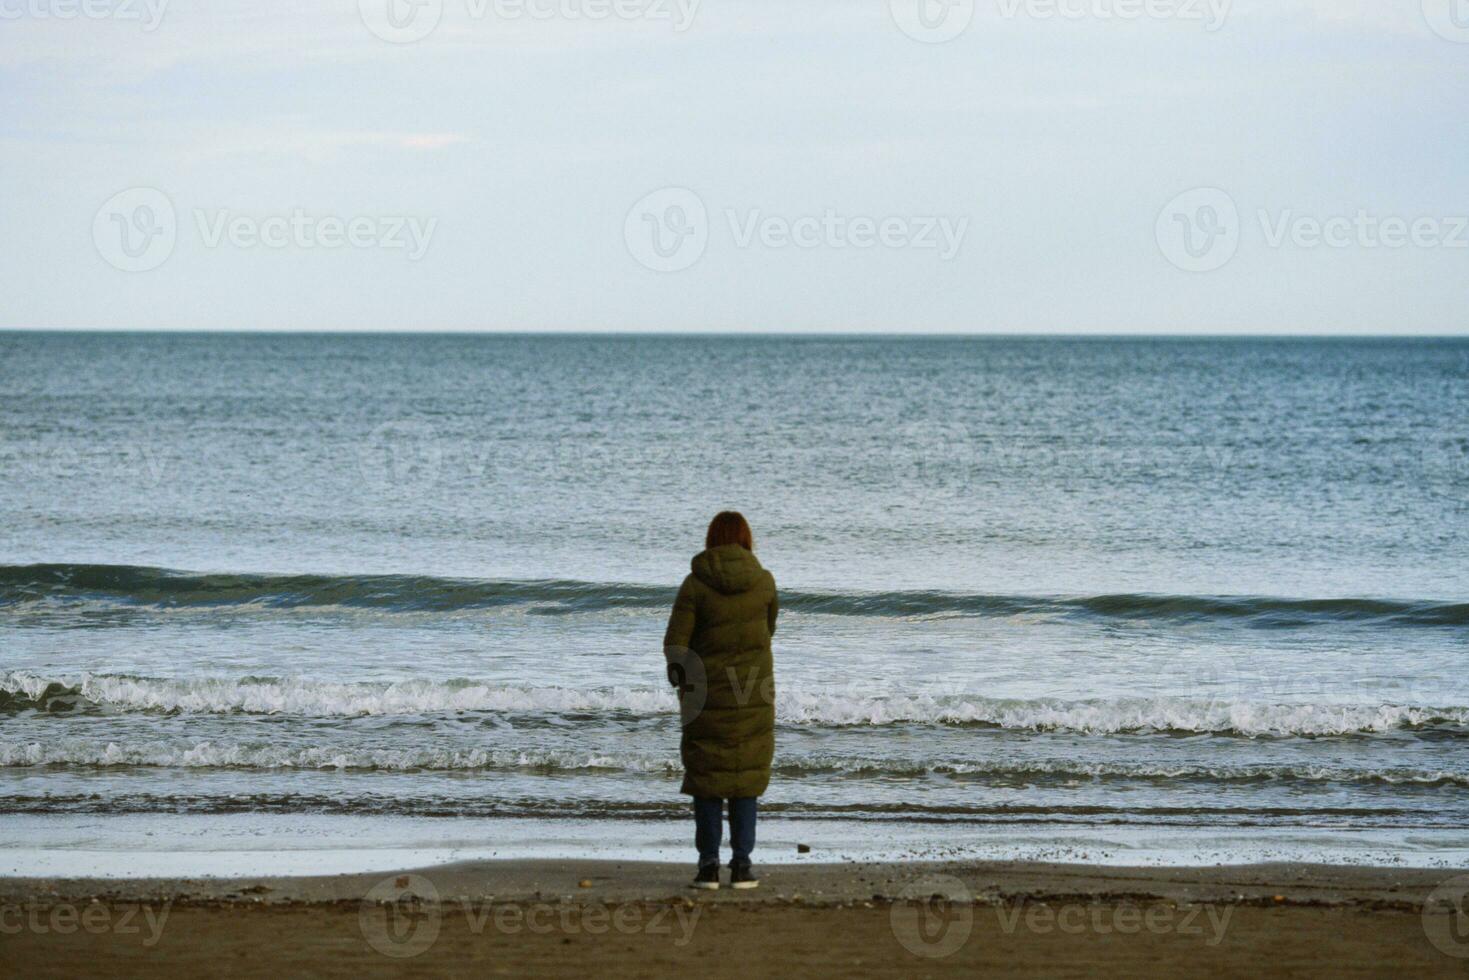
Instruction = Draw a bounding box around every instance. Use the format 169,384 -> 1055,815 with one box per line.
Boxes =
3,859 -> 1467,978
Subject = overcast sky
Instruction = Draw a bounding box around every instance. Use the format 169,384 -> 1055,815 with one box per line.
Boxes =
2,0 -> 1466,333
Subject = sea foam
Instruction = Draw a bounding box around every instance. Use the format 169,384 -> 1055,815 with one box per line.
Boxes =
4,671 -> 1466,737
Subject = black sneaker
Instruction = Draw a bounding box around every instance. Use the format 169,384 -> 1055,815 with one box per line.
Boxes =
729,863 -> 759,890
691,864 -> 720,890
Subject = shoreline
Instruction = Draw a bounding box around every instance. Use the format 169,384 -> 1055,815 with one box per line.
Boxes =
1,857 -> 1460,907
5,859 -> 1468,978
7,811 -> 1467,881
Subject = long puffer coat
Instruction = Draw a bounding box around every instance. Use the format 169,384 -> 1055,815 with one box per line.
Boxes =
662,544 -> 778,799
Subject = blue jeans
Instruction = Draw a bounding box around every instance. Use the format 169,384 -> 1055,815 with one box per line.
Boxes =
693,796 -> 756,868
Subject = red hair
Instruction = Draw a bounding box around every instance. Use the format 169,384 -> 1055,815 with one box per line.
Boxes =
705,511 -> 753,551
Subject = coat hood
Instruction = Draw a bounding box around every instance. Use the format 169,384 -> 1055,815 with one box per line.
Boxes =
690,544 -> 765,596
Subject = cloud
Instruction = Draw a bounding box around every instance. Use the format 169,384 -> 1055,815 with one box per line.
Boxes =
1,0 -> 1465,332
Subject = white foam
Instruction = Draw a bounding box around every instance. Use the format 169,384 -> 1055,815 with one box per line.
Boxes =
2,738 -> 1466,786
4,670 -> 1467,736
777,690 -> 1469,736
0,671 -> 671,718
0,739 -> 676,772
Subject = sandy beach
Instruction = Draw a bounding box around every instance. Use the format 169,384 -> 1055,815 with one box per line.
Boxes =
4,858 -> 1467,978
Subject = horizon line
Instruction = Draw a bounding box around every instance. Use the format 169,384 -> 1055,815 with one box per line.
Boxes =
3,328 -> 1468,340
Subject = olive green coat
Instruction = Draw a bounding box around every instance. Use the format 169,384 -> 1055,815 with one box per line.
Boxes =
663,544 -> 778,799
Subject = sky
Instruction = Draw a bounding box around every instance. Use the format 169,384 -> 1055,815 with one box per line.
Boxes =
1,0 -> 1466,333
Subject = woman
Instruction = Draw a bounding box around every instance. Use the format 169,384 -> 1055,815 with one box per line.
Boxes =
663,511 -> 778,890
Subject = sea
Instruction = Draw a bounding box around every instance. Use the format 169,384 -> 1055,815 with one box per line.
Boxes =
2,332 -> 1467,875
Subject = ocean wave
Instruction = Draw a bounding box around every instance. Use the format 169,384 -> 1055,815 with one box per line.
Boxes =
0,794 -> 1431,823
4,671 -> 1467,737
775,691 -> 1469,736
0,672 -> 672,718
1,738 -> 1466,787
0,740 -> 669,773
3,563 -> 1466,627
